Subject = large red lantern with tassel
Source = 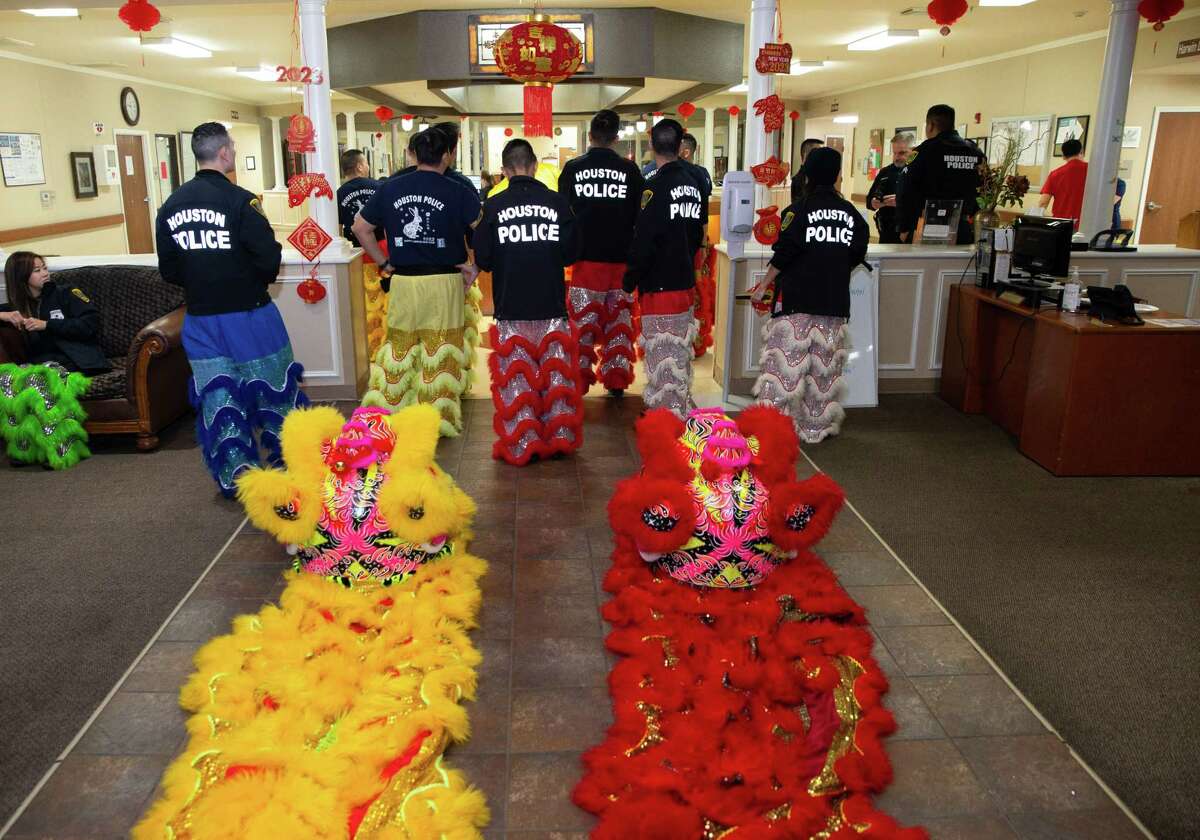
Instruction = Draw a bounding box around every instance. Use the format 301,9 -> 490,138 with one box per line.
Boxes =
927,0 -> 967,36
493,16 -> 583,137
374,105 -> 394,124
119,0 -> 160,32
1138,0 -> 1183,30
678,101 -> 696,120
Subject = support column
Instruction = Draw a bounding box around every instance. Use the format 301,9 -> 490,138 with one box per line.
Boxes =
390,122 -> 400,173
744,0 -> 777,204
459,116 -> 470,171
271,116 -> 286,190
1080,0 -> 1139,239
728,110 -> 739,172
635,126 -> 642,167
298,0 -> 339,247
344,111 -> 357,153
703,107 -> 715,174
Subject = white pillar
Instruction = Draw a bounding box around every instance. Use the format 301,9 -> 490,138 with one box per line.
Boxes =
728,110 -> 740,172
344,111 -> 357,154
390,122 -> 400,172
703,107 -> 715,174
1080,0 -> 1139,239
635,127 -> 642,166
459,117 -> 470,171
298,0 -> 339,247
271,116 -> 286,190
744,0 -> 777,205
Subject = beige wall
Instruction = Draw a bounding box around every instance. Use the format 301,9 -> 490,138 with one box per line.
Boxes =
0,56 -> 260,257
800,16 -> 1200,218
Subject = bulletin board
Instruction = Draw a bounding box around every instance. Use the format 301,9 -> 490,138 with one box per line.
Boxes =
0,132 -> 46,187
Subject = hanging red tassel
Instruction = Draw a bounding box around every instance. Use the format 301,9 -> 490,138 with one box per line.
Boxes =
788,110 -> 800,122
119,0 -> 160,33
1138,0 -> 1183,30
523,84 -> 554,137
374,105 -> 394,124
927,0 -> 967,35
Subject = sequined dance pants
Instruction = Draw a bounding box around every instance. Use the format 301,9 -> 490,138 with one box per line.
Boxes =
754,313 -> 849,444
488,318 -> 584,466
568,260 -> 635,392
638,293 -> 698,420
183,303 -> 308,497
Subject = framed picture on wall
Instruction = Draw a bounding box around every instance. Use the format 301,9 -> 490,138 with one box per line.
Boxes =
824,135 -> 845,154
245,156 -> 256,171
969,136 -> 988,156
1054,115 -> 1089,156
69,151 -> 98,199
178,130 -> 196,182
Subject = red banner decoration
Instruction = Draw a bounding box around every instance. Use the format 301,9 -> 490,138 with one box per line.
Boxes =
750,156 -> 790,188
928,0 -> 967,35
274,66 -> 324,84
297,269 -> 327,304
374,105 -> 394,123
755,41 -> 793,75
287,218 -> 332,262
728,105 -> 740,117
1139,0 -> 1183,30
493,18 -> 583,137
788,110 -> 800,122
286,173 -> 333,208
118,0 -> 160,33
286,114 -> 316,154
677,101 -> 696,120
753,94 -> 786,133
753,206 -> 782,245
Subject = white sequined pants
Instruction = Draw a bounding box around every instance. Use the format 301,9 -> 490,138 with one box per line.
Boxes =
753,313 -> 848,444
638,307 -> 698,420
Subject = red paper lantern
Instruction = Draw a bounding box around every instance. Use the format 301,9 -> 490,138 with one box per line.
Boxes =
493,17 -> 583,137
118,0 -> 160,33
928,0 -> 967,35
788,110 -> 800,122
1139,0 -> 1183,30
677,102 -> 696,119
504,127 -> 514,137
728,105 -> 741,117
374,105 -> 394,124
375,132 -> 383,139
297,276 -> 326,304
753,206 -> 782,245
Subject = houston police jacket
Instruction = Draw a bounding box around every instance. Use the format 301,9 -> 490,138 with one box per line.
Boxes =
155,170 -> 283,316
896,130 -> 985,242
622,160 -> 704,295
473,176 -> 581,321
865,162 -> 904,242
770,186 -> 869,319
1,281 -> 111,373
559,146 -> 644,264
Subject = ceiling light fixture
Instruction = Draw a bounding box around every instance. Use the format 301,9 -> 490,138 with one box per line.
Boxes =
142,36 -> 212,59
235,64 -> 277,82
979,0 -> 1037,6
847,29 -> 919,51
789,60 -> 825,75
727,82 -> 749,93
20,8 -> 78,16
635,119 -> 647,132
832,115 -> 859,124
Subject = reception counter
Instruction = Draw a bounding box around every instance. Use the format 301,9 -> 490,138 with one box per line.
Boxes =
38,248 -> 368,401
714,242 -> 1200,399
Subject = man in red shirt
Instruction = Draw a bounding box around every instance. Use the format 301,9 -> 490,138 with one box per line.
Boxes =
1039,138 -> 1087,228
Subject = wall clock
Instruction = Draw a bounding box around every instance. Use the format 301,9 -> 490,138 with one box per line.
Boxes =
120,86 -> 140,126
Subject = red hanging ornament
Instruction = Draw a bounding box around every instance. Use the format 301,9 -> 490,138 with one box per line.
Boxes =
375,131 -> 383,139
755,41 -> 793,75
751,156 -> 790,188
753,94 -> 786,133
297,270 -> 327,304
753,206 -> 782,245
504,127 -> 514,137
493,17 -> 583,137
119,0 -> 160,33
401,114 -> 414,131
728,105 -> 741,117
287,218 -> 332,262
286,173 -> 333,208
927,0 -> 967,36
788,110 -> 800,122
374,105 -> 394,124
286,114 -> 316,154
1138,0 -> 1183,30
677,102 -> 696,120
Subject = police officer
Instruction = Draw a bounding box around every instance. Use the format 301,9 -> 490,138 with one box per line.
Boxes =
474,138 -> 583,465
352,127 -> 481,436
896,104 -> 985,245
624,118 -> 704,419
391,122 -> 477,195
155,121 -> 305,496
559,109 -> 644,395
752,146 -> 868,444
865,133 -> 913,244
337,149 -> 381,243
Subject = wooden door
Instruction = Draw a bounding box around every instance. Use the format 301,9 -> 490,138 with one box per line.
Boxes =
116,134 -> 154,254
1140,112 -> 1200,244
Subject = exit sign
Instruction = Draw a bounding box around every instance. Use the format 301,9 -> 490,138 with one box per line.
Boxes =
1178,38 -> 1200,59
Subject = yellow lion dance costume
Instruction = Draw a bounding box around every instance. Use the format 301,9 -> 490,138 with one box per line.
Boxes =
135,404 -> 489,839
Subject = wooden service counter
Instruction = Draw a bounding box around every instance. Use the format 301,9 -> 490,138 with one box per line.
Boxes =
941,284 -> 1200,476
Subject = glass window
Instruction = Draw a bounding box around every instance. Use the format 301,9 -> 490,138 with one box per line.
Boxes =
988,115 -> 1053,188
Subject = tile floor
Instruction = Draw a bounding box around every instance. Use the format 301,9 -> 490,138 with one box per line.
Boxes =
2,397 -> 1147,840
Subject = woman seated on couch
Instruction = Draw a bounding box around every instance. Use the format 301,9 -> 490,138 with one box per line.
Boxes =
1,251 -> 110,374
0,251 -> 108,469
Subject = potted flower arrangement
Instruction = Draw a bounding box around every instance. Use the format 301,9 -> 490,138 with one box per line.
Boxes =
975,131 -> 1035,237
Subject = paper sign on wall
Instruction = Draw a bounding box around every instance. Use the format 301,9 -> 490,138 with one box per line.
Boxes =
92,122 -> 105,136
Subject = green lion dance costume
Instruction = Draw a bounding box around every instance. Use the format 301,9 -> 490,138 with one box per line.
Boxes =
135,404 -> 489,839
0,363 -> 90,469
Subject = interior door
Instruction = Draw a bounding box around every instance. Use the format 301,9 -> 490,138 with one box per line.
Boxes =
116,134 -> 154,254
1140,112 -> 1200,244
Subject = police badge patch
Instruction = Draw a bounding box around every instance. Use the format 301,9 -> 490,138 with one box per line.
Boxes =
70,288 -> 91,303
641,189 -> 654,210
249,198 -> 267,217
781,211 -> 795,231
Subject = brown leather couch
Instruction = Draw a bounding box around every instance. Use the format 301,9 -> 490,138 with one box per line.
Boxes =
0,265 -> 190,450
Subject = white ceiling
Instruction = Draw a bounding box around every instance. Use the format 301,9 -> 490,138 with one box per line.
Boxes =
1,1 -> 1197,108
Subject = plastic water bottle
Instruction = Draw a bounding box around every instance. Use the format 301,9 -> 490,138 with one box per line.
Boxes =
1063,266 -> 1082,312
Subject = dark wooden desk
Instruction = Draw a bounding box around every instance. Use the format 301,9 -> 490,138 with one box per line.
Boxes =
941,284 -> 1200,476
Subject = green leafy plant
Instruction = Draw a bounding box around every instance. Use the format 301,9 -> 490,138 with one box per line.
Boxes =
977,130 -> 1041,213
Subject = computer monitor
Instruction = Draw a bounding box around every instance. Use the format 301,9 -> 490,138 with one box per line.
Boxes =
1011,215 -> 1074,280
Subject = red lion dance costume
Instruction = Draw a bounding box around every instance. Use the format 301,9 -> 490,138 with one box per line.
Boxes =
575,406 -> 926,839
